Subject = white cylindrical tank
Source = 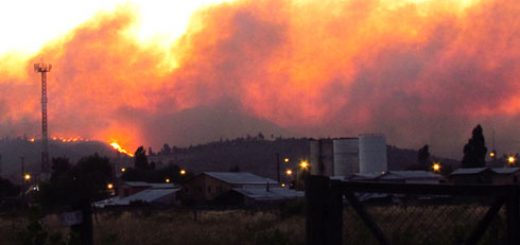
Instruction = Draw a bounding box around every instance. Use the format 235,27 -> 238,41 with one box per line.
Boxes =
333,138 -> 359,177
359,134 -> 387,174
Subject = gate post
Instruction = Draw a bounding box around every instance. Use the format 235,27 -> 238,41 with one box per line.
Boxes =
506,186 -> 520,244
305,175 -> 342,245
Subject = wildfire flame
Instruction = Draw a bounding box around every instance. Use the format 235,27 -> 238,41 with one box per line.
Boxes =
110,141 -> 134,157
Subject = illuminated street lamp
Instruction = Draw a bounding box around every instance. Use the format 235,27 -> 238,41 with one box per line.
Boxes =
432,162 -> 441,173
489,150 -> 496,159
286,169 -> 293,176
24,173 -> 32,182
284,158 -> 290,163
180,169 -> 186,175
165,178 -> 171,183
120,167 -> 126,173
299,160 -> 310,171
507,155 -> 517,166
107,183 -> 114,190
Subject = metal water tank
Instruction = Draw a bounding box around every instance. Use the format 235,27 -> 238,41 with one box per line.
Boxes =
359,134 -> 387,174
333,138 -> 359,176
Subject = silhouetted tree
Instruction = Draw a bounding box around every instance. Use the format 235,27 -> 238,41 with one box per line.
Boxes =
39,155 -> 113,244
40,155 -> 113,210
258,132 -> 265,140
461,125 -> 488,168
148,147 -> 155,156
134,146 -> 149,170
160,144 -> 172,155
0,176 -> 19,199
417,144 -> 430,168
50,157 -> 72,182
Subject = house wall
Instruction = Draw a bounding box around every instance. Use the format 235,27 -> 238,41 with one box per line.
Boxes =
183,175 -> 233,202
492,173 -> 520,185
450,173 -> 493,184
405,179 -> 441,184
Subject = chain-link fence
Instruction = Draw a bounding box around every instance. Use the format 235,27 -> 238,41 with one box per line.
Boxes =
344,194 -> 507,244
305,176 -> 520,245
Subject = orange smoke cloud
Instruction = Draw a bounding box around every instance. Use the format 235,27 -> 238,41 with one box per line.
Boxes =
1,0 -> 520,157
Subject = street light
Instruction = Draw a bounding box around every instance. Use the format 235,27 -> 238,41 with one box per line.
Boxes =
432,162 -> 441,173
180,169 -> 186,175
121,167 -> 126,173
107,183 -> 114,190
489,150 -> 496,159
284,158 -> 290,163
165,178 -> 171,183
507,155 -> 517,166
286,169 -> 293,176
299,160 -> 310,170
24,173 -> 32,182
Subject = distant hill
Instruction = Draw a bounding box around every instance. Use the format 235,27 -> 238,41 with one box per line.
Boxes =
0,136 -> 461,184
149,137 -> 461,180
0,137 -> 127,183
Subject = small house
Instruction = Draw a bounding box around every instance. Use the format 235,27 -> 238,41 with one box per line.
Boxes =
181,172 -> 278,203
449,167 -> 494,184
491,167 -> 520,185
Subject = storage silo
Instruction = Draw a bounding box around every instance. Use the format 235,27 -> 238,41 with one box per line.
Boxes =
333,138 -> 359,176
359,134 -> 387,174
309,139 -> 334,176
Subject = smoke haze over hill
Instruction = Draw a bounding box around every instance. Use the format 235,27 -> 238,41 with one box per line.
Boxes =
1,0 -> 520,158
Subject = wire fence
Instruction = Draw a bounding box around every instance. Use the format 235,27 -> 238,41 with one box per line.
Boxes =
344,194 -> 507,244
305,176 -> 520,245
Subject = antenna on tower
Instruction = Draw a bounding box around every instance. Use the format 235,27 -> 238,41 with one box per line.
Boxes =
34,62 -> 52,180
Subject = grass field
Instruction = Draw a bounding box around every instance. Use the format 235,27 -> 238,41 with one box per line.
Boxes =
0,208 -> 306,245
0,201 -> 508,244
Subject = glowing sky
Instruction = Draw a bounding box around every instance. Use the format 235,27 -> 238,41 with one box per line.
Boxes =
1,0 -> 520,158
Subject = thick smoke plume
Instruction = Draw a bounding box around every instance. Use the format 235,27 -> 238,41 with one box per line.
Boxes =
1,0 -> 520,158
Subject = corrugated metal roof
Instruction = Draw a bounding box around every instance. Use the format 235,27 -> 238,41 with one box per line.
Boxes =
94,188 -> 180,208
492,167 -> 520,174
232,187 -> 303,201
204,172 -> 278,185
123,181 -> 176,189
383,171 -> 442,179
450,167 -> 490,175
347,173 -> 381,180
123,188 -> 179,203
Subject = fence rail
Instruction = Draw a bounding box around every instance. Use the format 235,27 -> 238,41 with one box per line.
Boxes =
305,175 -> 520,245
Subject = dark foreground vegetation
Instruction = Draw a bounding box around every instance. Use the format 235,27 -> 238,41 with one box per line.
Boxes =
0,207 -> 306,245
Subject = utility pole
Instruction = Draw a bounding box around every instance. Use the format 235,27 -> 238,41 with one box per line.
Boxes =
34,63 -> 52,180
20,156 -> 25,198
275,152 -> 280,184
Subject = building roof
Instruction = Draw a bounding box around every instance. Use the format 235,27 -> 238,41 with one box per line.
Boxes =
94,188 -> 180,208
347,171 -> 442,181
231,187 -> 303,201
450,167 -> 490,176
123,181 -> 175,189
380,171 -> 442,179
204,172 -> 278,185
492,167 -> 520,175
347,173 -> 381,180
